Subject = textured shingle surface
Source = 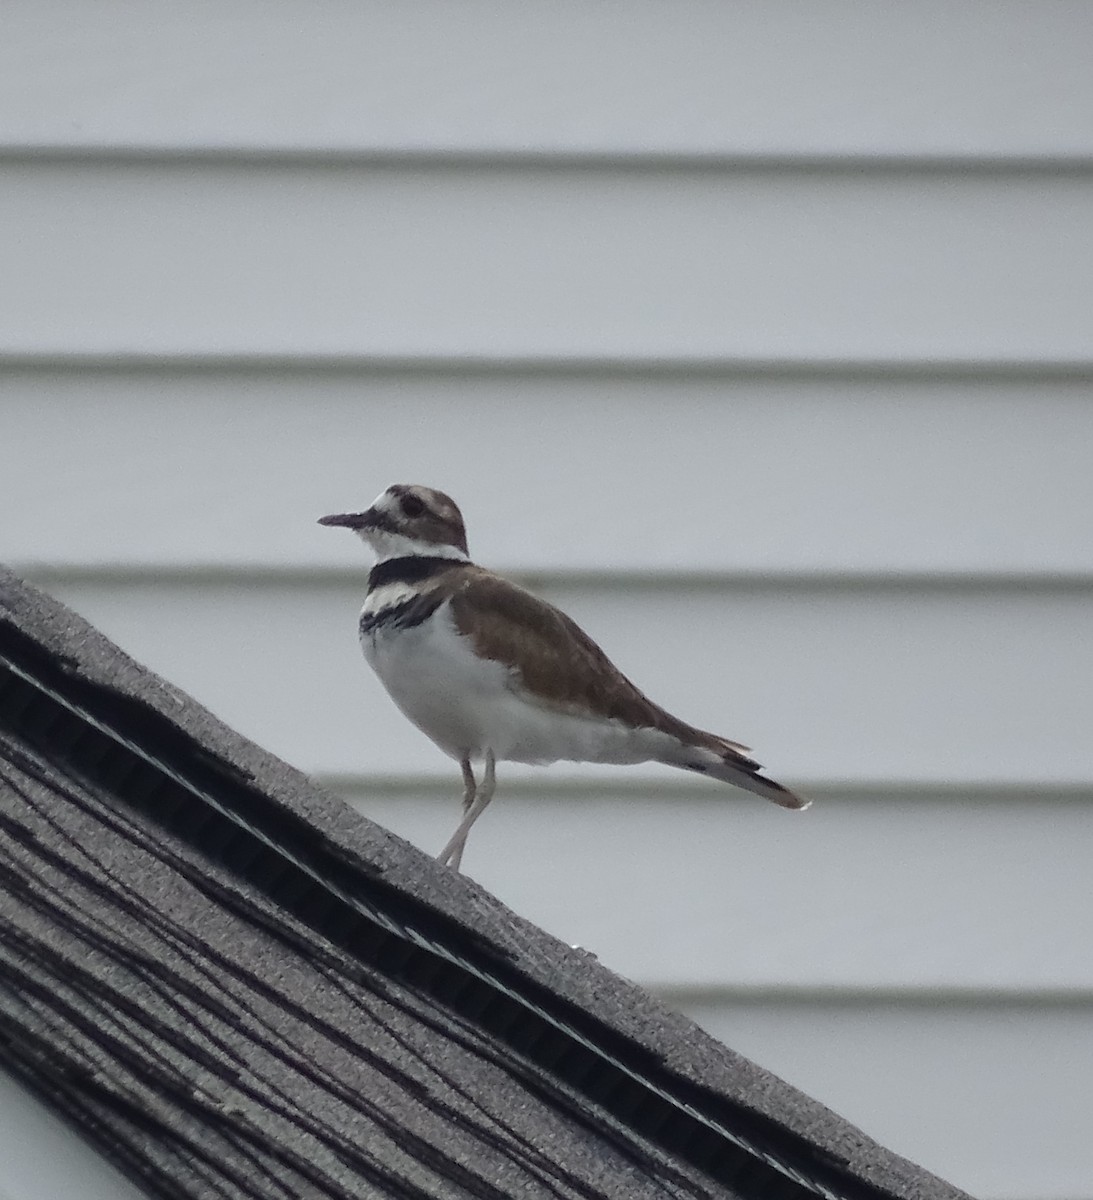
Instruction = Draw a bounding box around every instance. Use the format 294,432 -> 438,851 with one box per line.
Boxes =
0,567 -> 969,1200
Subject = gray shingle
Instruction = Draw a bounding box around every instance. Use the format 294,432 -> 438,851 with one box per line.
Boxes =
0,567 -> 970,1200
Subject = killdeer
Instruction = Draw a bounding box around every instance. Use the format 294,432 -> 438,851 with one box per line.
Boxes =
320,484 -> 807,871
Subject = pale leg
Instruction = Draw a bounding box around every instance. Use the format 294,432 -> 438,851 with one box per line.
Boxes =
448,758 -> 476,873
437,750 -> 496,871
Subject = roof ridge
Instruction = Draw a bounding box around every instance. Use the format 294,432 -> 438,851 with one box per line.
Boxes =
0,566 -> 971,1200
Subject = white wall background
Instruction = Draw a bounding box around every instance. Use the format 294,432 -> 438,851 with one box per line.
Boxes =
3,4 -> 1093,1197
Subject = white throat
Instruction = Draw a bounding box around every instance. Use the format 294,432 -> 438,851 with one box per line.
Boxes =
360,528 -> 469,563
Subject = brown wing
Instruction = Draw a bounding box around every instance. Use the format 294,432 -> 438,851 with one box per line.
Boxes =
447,567 -> 750,752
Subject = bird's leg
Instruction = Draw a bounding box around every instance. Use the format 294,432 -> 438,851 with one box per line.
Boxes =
445,758 -> 477,872
437,750 -> 496,872
460,757 -> 476,812
437,756 -> 477,870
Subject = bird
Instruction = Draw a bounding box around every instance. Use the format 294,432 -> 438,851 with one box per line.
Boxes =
320,484 -> 807,871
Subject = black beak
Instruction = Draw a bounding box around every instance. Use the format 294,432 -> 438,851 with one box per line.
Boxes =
318,510 -> 373,530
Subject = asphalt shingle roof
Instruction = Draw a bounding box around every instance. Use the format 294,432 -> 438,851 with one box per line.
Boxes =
0,567 -> 971,1200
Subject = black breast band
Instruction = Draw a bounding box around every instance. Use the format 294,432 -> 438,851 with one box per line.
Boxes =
360,591 -> 447,636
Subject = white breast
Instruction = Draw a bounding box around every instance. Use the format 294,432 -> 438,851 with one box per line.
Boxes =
359,598 -> 671,767
361,579 -> 425,618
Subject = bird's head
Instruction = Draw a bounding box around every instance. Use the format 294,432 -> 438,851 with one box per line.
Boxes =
319,484 -> 470,562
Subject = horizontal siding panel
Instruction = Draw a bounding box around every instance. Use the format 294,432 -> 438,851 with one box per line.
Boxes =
6,369 -> 1093,574
2,161 -> 1092,359
342,787 -> 1093,994
24,576 -> 1093,785
0,1073 -> 147,1200
2,2 -> 1092,157
672,997 -> 1093,1200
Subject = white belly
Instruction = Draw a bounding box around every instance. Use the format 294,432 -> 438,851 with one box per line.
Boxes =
360,600 -> 666,766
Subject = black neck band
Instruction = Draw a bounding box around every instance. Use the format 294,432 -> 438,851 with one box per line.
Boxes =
367,556 -> 461,590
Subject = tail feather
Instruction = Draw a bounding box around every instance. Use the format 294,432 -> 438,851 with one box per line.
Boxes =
698,755 -> 809,809
659,735 -> 810,810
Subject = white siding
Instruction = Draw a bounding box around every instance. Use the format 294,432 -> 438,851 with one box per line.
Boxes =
5,372 -> 1092,574
3,4 -> 1092,1198
3,1 -> 1092,156
330,788 -> 1093,994
670,998 -> 1093,1200
2,160 -> 1092,360
0,1074 -> 146,1200
24,574 -> 1093,786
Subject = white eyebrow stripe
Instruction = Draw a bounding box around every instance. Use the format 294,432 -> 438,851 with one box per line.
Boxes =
370,487 -> 398,514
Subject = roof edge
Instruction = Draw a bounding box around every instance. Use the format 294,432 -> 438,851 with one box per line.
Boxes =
0,565 -> 970,1200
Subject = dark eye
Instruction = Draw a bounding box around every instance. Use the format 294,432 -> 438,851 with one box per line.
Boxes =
400,494 -> 426,518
